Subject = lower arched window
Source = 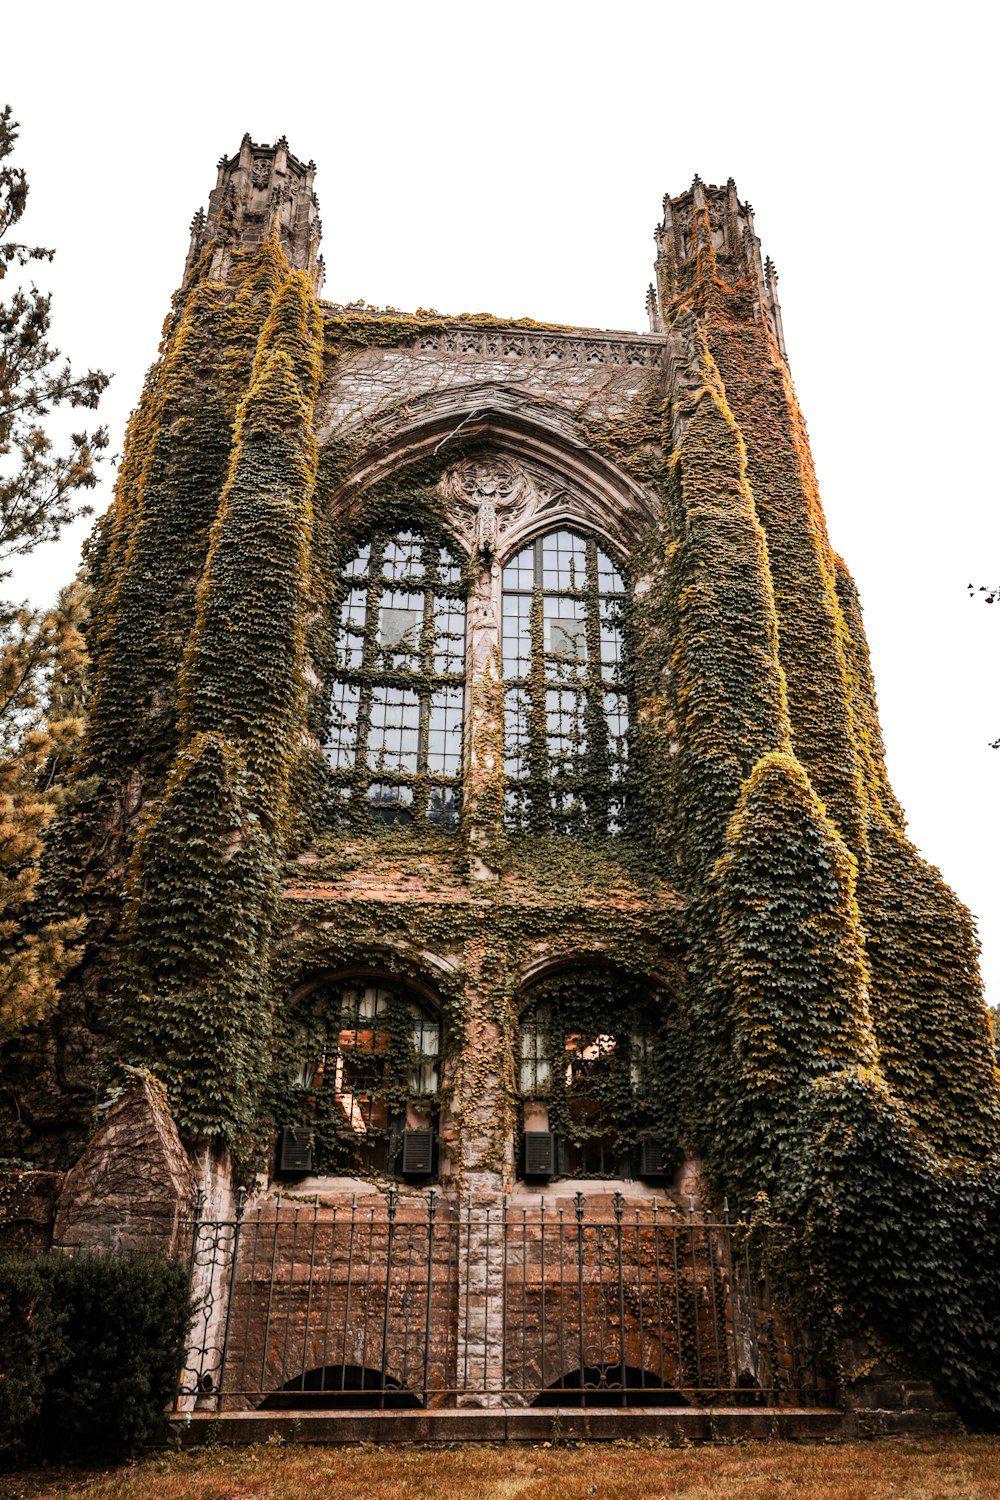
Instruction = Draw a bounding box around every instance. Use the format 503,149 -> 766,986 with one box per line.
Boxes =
518,973 -> 663,1178
282,981 -> 441,1177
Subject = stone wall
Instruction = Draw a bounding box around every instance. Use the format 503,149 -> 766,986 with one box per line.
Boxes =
316,323 -> 668,443
0,1170 -> 62,1255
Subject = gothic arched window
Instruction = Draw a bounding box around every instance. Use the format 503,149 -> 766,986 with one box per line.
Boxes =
287,981 -> 441,1177
325,531 -> 466,828
518,980 -> 658,1178
502,529 -> 629,836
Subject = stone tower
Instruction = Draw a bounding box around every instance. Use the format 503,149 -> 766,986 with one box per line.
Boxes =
3,139 -> 997,1427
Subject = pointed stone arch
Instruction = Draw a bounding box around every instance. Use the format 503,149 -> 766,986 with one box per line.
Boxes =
320,384 -> 660,562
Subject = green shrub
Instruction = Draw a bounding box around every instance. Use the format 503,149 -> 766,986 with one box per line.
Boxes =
0,1250 -> 192,1459
0,1255 -> 67,1445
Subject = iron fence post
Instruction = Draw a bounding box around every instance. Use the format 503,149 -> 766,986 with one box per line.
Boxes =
214,1186 -> 247,1408
613,1191 -> 627,1402
176,1188 -> 206,1408
380,1187 -> 398,1406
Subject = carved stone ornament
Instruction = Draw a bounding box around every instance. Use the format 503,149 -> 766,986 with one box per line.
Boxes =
441,453 -> 567,556
251,159 -> 272,189
459,457 -> 517,503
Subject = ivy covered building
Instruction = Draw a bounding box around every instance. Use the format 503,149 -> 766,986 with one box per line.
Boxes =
3,136 -> 998,1428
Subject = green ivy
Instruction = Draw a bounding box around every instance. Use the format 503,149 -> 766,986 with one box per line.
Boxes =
657,201 -> 1000,1421
15,191 -> 1000,1426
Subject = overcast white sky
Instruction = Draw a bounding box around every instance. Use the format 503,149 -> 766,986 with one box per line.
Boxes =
5,0 -> 998,998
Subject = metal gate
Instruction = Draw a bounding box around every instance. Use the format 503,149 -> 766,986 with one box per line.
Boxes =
179,1190 -> 821,1410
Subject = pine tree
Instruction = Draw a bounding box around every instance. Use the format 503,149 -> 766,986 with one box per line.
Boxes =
0,106 -> 108,1037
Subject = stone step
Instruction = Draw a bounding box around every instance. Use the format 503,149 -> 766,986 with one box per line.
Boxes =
162,1405 -> 850,1446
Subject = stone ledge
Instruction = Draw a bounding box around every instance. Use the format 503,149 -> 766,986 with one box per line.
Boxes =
162,1406 -> 846,1447
843,1408 -> 962,1438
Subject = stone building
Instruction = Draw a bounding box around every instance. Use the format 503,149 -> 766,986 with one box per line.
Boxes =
2,135 -> 996,1429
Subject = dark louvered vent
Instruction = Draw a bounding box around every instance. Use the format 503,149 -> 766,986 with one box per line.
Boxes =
277,1126 -> 313,1176
639,1137 -> 672,1180
401,1129 -> 435,1176
523,1131 -> 555,1178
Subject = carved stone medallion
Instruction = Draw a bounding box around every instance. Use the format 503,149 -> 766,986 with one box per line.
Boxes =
441,452 -> 579,558
459,457 -> 517,503
444,456 -> 526,555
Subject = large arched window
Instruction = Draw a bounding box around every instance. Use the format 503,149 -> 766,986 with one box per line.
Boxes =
325,531 -> 466,828
518,973 -> 661,1179
284,981 -> 441,1177
502,529 -> 630,836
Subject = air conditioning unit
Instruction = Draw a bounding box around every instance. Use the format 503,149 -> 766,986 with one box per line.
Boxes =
639,1137 -> 672,1180
523,1131 -> 556,1178
401,1129 -> 435,1176
277,1126 -> 313,1175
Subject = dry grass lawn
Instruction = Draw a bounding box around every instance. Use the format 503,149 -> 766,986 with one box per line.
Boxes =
1,1438 -> 999,1500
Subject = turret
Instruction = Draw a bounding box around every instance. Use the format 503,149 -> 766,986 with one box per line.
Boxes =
647,176 -> 787,362
185,133 -> 324,291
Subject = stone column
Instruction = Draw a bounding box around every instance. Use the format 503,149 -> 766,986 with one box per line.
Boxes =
452,930 -> 514,1406
455,1172 -> 508,1406
464,550 -> 504,883
181,1139 -> 239,1412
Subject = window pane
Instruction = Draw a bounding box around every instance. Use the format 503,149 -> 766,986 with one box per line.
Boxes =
433,598 -> 465,674
336,588 -> 367,670
438,548 -> 461,585
542,530 -> 587,591
519,1002 -> 552,1095
378,590 -> 423,668
504,687 -> 529,780
326,681 -> 360,769
367,782 -> 413,823
325,530 -> 468,830
427,784 -> 460,830
501,528 -> 629,836
605,691 -> 629,778
345,544 -> 371,579
599,597 -> 624,678
596,546 -> 625,594
515,989 -> 657,1180
379,603 -> 422,648
544,597 -> 587,683
546,687 -> 587,762
408,1000 -> 441,1093
293,983 -> 442,1177
367,686 -> 421,771
502,592 -> 531,680
382,531 -> 423,581
502,550 -> 535,591
427,686 -> 463,775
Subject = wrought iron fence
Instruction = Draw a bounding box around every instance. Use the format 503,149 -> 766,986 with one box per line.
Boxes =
179,1190 -> 822,1411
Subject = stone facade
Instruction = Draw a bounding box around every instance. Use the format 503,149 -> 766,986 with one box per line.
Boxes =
1,137 -> 992,1431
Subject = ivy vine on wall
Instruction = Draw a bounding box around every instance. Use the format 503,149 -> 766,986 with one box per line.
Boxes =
15,190 -> 1000,1426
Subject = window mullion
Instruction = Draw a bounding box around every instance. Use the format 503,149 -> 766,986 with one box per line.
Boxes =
414,565 -> 436,819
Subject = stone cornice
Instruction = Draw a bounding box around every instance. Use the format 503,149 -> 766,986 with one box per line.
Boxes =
322,308 -> 669,368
